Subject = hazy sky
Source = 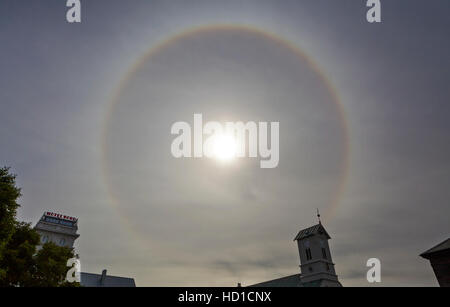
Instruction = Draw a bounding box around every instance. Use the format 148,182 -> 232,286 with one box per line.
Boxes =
1,1 -> 449,286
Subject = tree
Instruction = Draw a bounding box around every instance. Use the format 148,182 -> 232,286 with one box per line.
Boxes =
0,167 -> 21,279
33,242 -> 79,287
0,222 -> 39,286
0,167 -> 79,287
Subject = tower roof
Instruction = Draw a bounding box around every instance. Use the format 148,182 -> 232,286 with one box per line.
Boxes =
293,223 -> 331,241
420,238 -> 450,259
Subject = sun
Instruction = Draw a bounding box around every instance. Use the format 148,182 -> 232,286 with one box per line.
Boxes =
211,134 -> 237,162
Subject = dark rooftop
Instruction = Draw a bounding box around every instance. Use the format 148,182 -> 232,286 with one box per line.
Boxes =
293,223 -> 330,241
80,269 -> 136,287
248,274 -> 302,287
420,238 -> 450,259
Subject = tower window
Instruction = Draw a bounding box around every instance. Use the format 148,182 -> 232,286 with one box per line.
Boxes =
306,248 -> 312,260
322,248 -> 327,259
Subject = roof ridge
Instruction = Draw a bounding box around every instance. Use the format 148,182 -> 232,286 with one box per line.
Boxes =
420,238 -> 450,257
293,223 -> 330,241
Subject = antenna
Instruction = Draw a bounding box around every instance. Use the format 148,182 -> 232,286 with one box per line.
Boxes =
317,208 -> 321,224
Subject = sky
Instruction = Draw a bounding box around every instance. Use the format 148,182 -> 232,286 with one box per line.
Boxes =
1,0 -> 449,286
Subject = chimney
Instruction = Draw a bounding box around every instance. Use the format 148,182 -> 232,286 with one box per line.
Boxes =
100,269 -> 107,285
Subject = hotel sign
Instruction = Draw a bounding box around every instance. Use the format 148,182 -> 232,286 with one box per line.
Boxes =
44,211 -> 78,222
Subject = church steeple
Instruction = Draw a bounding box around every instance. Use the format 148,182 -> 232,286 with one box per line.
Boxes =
293,219 -> 342,287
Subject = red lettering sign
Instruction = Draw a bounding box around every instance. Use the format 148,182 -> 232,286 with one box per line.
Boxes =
44,211 -> 78,222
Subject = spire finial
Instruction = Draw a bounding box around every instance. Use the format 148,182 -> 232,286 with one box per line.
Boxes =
317,208 -> 321,224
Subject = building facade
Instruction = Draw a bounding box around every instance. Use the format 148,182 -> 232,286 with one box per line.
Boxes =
34,212 -> 80,249
294,223 -> 341,287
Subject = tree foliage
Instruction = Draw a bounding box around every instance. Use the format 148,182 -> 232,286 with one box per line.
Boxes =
0,167 -> 21,277
0,167 -> 79,287
34,242 -> 78,287
0,222 -> 39,286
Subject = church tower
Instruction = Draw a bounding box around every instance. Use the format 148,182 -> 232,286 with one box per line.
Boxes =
294,213 -> 342,287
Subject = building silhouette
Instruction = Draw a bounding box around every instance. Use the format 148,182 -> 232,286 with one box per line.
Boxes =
420,238 -> 450,287
34,212 -> 79,249
34,211 -> 136,287
249,219 -> 342,287
80,269 -> 136,287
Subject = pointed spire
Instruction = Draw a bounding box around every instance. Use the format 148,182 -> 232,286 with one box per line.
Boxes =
317,208 -> 321,225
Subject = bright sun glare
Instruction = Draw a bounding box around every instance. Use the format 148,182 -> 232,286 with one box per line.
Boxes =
212,134 -> 237,162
